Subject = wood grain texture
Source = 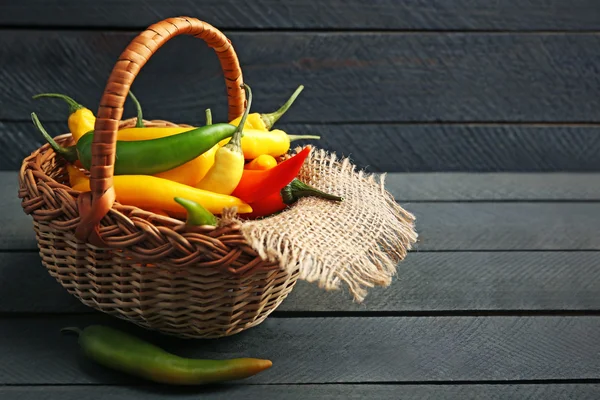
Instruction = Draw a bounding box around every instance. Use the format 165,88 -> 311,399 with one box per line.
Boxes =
386,173 -> 600,201
4,384 -> 600,400
2,0 -> 600,30
284,251 -> 600,311
4,251 -> 600,313
409,202 -> 600,250
6,121 -> 600,173
1,314 -> 600,384
5,31 -> 600,123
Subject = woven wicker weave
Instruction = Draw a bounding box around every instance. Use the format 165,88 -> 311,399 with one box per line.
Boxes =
17,17 -> 300,339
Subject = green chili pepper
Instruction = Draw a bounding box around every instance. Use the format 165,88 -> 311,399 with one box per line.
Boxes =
61,325 -> 272,385
174,197 -> 217,226
30,112 -> 237,176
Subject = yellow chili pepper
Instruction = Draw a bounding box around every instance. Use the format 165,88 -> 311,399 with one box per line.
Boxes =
196,84 -> 253,195
245,154 -> 278,170
68,165 -> 174,216
155,145 -> 217,186
71,174 -> 252,215
228,84 -> 304,131
32,93 -> 96,143
116,125 -> 194,139
224,129 -> 319,159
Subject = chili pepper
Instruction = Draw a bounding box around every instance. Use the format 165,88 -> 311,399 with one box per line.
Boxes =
32,93 -> 96,143
117,126 -> 193,139
195,83 -> 253,195
245,154 -> 278,171
222,128 -> 320,160
174,197 -> 217,226
61,325 -> 272,385
31,112 -> 236,176
116,102 -> 207,139
244,178 -> 343,219
231,146 -> 311,203
71,174 -> 252,215
229,84 -> 304,131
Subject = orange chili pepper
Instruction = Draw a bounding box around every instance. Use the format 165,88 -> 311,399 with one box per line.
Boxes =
245,154 -> 278,171
231,146 -> 311,204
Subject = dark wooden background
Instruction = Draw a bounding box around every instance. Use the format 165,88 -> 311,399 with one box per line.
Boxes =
3,0 -> 600,172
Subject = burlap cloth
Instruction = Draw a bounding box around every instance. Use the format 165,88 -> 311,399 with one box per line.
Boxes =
222,146 -> 418,302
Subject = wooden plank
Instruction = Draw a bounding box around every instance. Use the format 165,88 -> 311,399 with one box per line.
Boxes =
283,251 -> 600,311
4,251 -> 600,313
1,314 -> 599,383
386,173 -> 600,201
4,384 -> 600,400
7,121 -> 600,173
409,202 -> 600,250
3,0 -> 600,30
0,252 -> 88,313
5,31 -> 600,123
6,172 -> 600,251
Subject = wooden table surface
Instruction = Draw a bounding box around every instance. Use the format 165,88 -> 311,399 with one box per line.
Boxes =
2,170 -> 600,399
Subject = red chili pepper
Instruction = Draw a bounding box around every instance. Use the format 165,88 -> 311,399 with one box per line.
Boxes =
243,191 -> 286,219
243,178 -> 343,219
231,146 -> 311,203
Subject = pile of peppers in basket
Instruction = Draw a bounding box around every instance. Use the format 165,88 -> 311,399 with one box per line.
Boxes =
31,84 -> 343,226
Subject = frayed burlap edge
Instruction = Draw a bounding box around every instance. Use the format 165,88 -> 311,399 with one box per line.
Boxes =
222,147 -> 418,302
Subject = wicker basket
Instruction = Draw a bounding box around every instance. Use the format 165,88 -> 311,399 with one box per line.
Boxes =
17,17 -> 300,339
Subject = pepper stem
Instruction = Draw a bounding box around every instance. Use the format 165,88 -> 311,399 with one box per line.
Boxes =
31,112 -> 78,163
60,327 -> 83,336
281,178 -> 344,205
226,83 -> 253,151
205,108 -> 212,125
288,134 -> 321,142
261,85 -> 304,129
32,93 -> 84,115
127,91 -> 144,128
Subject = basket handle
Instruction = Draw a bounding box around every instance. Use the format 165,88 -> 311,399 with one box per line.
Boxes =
74,16 -> 245,246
